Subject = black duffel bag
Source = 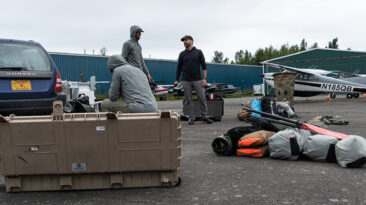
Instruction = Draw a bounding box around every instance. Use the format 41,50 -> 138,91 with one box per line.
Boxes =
261,95 -> 277,114
64,94 -> 95,113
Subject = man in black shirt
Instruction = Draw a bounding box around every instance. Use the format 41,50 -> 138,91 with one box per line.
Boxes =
174,35 -> 212,125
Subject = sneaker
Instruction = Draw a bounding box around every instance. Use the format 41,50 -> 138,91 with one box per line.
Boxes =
201,117 -> 213,124
188,119 -> 195,125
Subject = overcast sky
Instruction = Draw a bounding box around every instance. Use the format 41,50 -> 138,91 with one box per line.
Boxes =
1,0 -> 366,61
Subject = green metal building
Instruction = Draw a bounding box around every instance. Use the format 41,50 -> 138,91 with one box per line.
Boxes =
263,48 -> 366,94
49,52 -> 262,94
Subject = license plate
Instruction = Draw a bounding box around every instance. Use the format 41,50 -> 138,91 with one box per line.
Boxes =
11,80 -> 32,91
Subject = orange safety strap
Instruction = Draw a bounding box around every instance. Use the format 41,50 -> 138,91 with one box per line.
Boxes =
238,137 -> 266,148
236,148 -> 267,157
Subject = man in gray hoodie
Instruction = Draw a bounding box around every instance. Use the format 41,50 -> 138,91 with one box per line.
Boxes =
101,55 -> 158,113
122,25 -> 152,80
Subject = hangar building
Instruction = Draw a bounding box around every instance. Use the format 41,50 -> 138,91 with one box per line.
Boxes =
50,53 -> 262,94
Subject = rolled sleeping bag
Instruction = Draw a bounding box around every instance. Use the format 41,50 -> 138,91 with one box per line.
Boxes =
268,128 -> 311,160
303,134 -> 339,162
237,109 -> 250,121
211,134 -> 234,156
335,135 -> 366,168
238,130 -> 275,148
237,145 -> 269,158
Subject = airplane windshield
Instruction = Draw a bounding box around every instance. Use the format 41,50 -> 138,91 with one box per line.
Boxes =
308,75 -> 318,80
296,73 -> 302,80
296,73 -> 318,81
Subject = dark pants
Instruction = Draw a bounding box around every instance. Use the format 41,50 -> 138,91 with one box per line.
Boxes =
183,80 -> 208,120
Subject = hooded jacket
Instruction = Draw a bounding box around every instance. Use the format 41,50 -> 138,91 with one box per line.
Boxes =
121,25 -> 150,76
107,55 -> 158,113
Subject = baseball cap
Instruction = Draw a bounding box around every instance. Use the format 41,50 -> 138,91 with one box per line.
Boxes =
181,35 -> 193,41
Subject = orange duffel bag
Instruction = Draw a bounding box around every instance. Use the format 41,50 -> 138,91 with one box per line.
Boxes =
238,130 -> 275,148
236,146 -> 269,157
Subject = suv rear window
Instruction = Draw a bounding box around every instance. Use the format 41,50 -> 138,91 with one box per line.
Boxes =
0,42 -> 51,71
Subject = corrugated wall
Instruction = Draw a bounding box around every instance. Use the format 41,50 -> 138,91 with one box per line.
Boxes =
265,48 -> 366,74
49,54 -> 112,94
50,53 -> 262,94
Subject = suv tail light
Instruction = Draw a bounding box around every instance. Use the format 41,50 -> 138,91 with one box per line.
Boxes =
55,71 -> 62,92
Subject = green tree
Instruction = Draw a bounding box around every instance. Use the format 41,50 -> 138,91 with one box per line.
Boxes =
232,38 -> 336,65
243,50 -> 253,64
235,50 -> 245,64
310,42 -> 318,49
300,39 -> 307,51
211,51 -> 229,64
289,45 -> 300,54
253,48 -> 265,65
327,38 -> 339,49
279,44 -> 290,56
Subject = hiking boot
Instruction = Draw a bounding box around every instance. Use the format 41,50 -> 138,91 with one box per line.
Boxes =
201,117 -> 213,124
188,119 -> 195,125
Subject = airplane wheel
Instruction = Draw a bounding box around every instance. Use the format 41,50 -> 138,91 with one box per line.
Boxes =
346,93 -> 353,99
330,93 -> 336,99
353,93 -> 360,98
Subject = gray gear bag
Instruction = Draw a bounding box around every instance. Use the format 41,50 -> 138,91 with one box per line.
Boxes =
335,135 -> 366,168
268,128 -> 310,160
303,134 -> 338,162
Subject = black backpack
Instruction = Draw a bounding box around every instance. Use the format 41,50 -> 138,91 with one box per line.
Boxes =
261,95 -> 277,114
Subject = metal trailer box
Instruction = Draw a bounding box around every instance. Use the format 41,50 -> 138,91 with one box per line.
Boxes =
183,98 -> 224,121
0,102 -> 181,192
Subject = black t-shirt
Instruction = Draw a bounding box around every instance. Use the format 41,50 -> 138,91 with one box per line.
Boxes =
176,47 -> 207,81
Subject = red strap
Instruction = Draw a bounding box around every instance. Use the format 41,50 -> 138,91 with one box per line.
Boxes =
302,123 -> 349,140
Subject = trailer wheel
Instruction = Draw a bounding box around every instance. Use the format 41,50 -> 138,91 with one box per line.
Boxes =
353,93 -> 360,98
174,177 -> 182,187
346,93 -> 353,99
330,93 -> 336,99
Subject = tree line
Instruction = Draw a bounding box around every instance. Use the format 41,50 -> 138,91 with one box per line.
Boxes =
211,38 -> 340,65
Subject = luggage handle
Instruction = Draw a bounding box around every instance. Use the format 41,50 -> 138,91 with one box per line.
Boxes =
7,176 -> 22,192
110,173 -> 123,188
160,111 -> 172,118
106,112 -> 118,120
59,175 -> 72,190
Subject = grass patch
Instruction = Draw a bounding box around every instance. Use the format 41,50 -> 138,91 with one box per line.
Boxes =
96,89 -> 258,101
95,92 -> 108,100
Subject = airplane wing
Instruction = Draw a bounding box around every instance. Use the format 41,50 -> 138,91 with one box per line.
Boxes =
262,62 -> 319,76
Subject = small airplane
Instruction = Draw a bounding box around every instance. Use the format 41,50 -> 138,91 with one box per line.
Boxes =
262,62 -> 366,98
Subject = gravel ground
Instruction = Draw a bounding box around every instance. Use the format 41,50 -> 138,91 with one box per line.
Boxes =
0,95 -> 365,205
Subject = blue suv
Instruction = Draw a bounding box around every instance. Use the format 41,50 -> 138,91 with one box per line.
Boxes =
0,39 -> 66,116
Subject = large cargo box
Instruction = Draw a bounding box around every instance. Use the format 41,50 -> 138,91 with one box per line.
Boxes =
0,102 -> 181,192
183,98 -> 224,121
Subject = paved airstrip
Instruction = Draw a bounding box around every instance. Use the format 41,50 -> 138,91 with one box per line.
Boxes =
1,96 -> 365,204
